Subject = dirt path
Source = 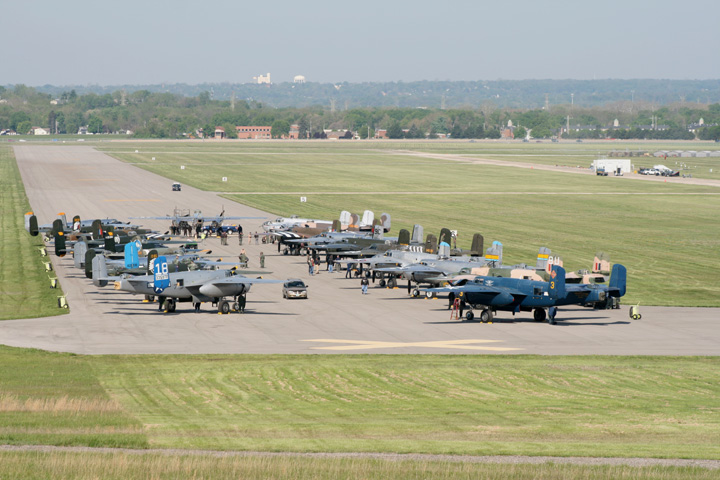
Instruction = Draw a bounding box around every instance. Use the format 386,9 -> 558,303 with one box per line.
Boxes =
1,444 -> 718,469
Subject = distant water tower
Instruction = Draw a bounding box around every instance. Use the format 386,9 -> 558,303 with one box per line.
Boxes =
293,75 -> 306,84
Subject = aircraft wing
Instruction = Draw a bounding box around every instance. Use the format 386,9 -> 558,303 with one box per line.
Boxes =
196,276 -> 285,297
375,264 -> 440,275
201,215 -> 266,222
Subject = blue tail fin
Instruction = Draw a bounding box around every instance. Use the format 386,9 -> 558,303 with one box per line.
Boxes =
549,265 -> 566,299
609,264 -> 627,297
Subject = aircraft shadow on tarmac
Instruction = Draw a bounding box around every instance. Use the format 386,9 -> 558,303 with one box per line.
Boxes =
424,316 -> 630,326
102,307 -> 297,317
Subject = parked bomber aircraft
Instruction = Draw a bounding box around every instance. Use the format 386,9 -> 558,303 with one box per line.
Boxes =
97,256 -> 285,314
130,207 -> 265,231
25,212 -> 147,238
423,264 -> 627,324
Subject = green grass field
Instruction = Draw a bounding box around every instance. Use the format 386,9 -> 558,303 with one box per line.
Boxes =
94,140 -> 720,307
0,145 -> 67,320
2,347 -> 719,460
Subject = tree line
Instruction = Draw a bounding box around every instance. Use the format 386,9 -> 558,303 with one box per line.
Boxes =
1,85 -> 719,141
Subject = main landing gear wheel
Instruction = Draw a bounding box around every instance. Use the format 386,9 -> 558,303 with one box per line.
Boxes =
233,302 -> 240,312
533,308 -> 546,322
425,291 -> 434,299
411,288 -> 420,298
379,279 -> 386,287
479,309 -> 492,323
388,277 -> 397,288
218,300 -> 230,314
163,298 -> 176,313
465,311 -> 474,322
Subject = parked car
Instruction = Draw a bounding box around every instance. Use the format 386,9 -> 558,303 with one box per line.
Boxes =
172,183 -> 182,191
282,279 -> 308,299
596,168 -> 608,176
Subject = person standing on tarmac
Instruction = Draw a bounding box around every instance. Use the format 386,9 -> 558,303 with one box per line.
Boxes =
238,294 -> 246,313
361,276 -> 369,294
260,252 -> 265,268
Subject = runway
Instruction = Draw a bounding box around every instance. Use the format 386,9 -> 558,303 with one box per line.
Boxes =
4,144 -> 719,355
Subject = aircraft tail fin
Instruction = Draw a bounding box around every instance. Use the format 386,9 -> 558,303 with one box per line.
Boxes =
72,215 -> 81,231
439,228 -> 452,248
73,241 -> 88,269
536,247 -> 551,269
470,233 -> 484,256
331,219 -> 341,232
54,231 -> 67,257
25,212 -> 39,236
593,252 -> 611,275
438,242 -> 451,258
348,213 -> 360,230
147,249 -> 159,275
339,210 -> 352,227
85,249 -> 96,278
124,241 -> 140,269
92,255 -> 108,287
411,225 -> 423,244
361,210 -> 374,228
52,218 -> 64,236
549,265 -> 566,299
398,229 -> 410,246
380,213 -> 391,232
372,225 -> 384,239
56,213 -> 67,230
425,234 -> 438,254
608,264 -> 627,297
485,241 -> 502,266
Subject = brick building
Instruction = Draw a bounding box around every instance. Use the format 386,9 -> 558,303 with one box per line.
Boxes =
236,126 -> 271,139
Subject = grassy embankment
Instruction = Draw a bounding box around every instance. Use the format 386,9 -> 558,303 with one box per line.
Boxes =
0,145 -> 67,320
99,141 -> 720,307
2,347 -> 719,460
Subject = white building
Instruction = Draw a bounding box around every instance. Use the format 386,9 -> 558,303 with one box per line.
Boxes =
293,75 -> 306,84
592,158 -> 631,174
253,73 -> 271,84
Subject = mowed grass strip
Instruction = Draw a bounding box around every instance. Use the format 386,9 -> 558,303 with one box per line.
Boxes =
90,354 -> 720,458
0,451 -> 717,480
0,146 -> 67,320
0,346 -> 146,448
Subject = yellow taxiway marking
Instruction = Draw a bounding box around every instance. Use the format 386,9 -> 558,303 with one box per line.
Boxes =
103,199 -> 162,202
301,339 -> 523,351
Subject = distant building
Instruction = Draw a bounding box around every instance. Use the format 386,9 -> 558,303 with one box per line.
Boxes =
287,124 -> 300,139
30,126 -> 50,135
375,129 -> 388,139
236,126 -> 271,139
214,126 -> 226,139
252,73 -> 271,84
293,75 -> 306,84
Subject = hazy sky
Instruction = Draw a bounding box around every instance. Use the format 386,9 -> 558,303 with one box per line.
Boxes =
3,0 -> 719,86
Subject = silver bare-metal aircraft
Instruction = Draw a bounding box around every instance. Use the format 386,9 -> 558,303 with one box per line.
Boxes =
95,256 -> 285,314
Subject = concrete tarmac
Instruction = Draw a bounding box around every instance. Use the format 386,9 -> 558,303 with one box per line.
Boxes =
4,144 -> 719,355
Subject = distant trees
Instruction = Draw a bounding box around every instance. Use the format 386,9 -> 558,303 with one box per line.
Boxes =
0,84 -> 718,142
271,119 -> 290,138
